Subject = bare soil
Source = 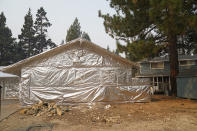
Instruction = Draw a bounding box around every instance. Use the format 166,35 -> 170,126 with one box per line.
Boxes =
0,99 -> 20,121
0,95 -> 197,131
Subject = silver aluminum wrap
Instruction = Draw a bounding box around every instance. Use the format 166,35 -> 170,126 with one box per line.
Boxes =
131,78 -> 151,86
20,45 -> 151,105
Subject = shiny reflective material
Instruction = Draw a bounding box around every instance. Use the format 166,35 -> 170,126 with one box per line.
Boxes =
19,41 -> 151,105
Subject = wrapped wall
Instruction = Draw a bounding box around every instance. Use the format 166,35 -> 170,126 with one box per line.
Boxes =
19,45 -> 151,105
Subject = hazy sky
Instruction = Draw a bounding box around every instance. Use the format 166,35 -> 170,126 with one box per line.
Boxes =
0,0 -> 118,50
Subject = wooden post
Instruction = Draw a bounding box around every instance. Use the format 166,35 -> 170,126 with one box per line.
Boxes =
169,76 -> 171,93
2,81 -> 5,100
0,85 -> 2,116
162,76 -> 165,94
157,77 -> 158,91
153,76 -> 154,91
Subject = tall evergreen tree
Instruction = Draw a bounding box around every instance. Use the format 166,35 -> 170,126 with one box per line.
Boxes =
177,30 -> 197,55
107,45 -> 110,51
99,0 -> 197,96
34,7 -> 56,54
114,49 -> 119,55
46,38 -> 56,49
0,12 -> 16,65
117,40 -> 163,61
112,41 -> 119,55
82,32 -> 91,41
60,40 -> 64,45
18,8 -> 36,59
66,18 -> 81,42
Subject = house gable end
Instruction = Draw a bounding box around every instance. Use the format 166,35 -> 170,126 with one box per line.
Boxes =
25,42 -> 130,68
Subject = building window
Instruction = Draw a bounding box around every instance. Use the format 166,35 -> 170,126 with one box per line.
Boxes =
152,76 -> 170,93
150,62 -> 164,69
179,60 -> 197,66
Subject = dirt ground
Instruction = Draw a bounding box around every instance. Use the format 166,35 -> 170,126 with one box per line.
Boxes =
0,95 -> 197,131
0,99 -> 20,121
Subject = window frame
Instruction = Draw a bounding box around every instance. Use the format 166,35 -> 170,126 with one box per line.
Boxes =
150,61 -> 164,69
179,60 -> 197,66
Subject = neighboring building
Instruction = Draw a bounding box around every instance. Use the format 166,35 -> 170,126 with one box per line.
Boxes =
1,38 -> 151,105
137,55 -> 197,98
0,66 -> 19,99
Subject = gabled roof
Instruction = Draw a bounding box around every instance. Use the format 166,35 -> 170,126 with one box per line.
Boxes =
1,38 -> 137,75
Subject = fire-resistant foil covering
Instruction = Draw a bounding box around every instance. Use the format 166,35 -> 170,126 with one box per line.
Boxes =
19,44 -> 151,105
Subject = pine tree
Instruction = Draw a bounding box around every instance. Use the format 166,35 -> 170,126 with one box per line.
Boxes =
0,12 -> 16,65
60,40 -> 64,45
107,45 -> 110,51
114,41 -> 121,56
82,32 -> 91,41
114,49 -> 119,55
18,8 -> 36,59
177,30 -> 197,55
99,0 -> 197,96
118,40 -> 163,61
116,38 -> 164,61
34,7 -> 56,54
46,38 -> 56,49
66,18 -> 81,42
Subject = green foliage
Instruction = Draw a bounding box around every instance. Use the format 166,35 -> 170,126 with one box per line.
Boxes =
66,18 -> 81,42
60,40 -> 64,45
116,38 -> 164,61
122,40 -> 163,61
99,0 -> 197,58
107,45 -> 110,51
18,9 -> 36,59
107,41 -> 120,55
114,40 -> 121,55
17,7 -> 56,60
0,12 -> 6,27
82,32 -> 91,41
0,7 -> 57,65
34,7 -> 51,35
177,30 -> 197,55
34,7 -> 56,54
66,18 -> 92,42
0,12 -> 16,66
99,0 -> 197,96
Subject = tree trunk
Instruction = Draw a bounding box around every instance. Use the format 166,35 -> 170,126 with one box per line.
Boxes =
168,35 -> 179,96
28,38 -> 30,57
